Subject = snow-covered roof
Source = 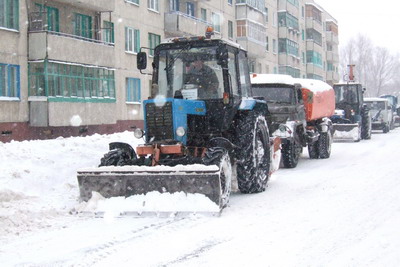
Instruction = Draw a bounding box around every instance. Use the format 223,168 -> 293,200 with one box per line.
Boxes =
294,78 -> 333,93
250,73 -> 296,85
364,97 -> 388,102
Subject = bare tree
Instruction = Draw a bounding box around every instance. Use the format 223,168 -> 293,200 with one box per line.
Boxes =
367,47 -> 398,97
340,34 -> 400,98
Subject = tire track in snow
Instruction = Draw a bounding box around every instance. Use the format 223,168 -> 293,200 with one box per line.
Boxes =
158,239 -> 228,266
62,215 -> 207,267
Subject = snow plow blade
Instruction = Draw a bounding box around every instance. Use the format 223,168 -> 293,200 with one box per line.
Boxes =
332,123 -> 360,141
77,165 -> 223,208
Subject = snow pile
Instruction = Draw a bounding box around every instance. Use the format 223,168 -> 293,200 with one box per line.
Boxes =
75,191 -> 220,216
0,131 -> 140,237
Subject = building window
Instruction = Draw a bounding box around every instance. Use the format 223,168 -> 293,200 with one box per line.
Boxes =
236,19 -> 266,44
35,4 -> 59,32
74,13 -> 92,38
302,29 -> 305,40
170,0 -> 179,11
148,0 -> 159,11
28,61 -> 115,101
228,0 -> 233,5
103,21 -> 114,43
126,78 -> 141,103
302,6 -> 305,18
287,0 -> 299,8
272,39 -> 277,53
236,0 -> 264,11
278,38 -> 299,57
278,11 -> 299,31
0,63 -> 20,98
186,2 -> 194,17
306,51 -> 323,68
126,0 -> 139,5
0,0 -> 19,30
228,20 -> 233,39
212,13 -> 220,32
266,36 -> 269,51
265,7 -> 268,23
148,33 -> 161,56
125,27 -> 140,53
306,28 -> 322,46
201,8 -> 207,22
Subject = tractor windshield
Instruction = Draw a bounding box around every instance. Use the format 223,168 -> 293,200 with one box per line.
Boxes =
153,45 -> 224,100
251,85 -> 295,104
365,101 -> 386,111
334,84 -> 359,104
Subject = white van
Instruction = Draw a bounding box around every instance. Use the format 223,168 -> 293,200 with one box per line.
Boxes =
364,98 -> 393,133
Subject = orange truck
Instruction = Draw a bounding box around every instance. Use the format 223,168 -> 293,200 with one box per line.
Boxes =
251,74 -> 335,168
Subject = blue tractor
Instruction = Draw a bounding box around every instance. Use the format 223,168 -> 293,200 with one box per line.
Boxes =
77,32 -> 280,210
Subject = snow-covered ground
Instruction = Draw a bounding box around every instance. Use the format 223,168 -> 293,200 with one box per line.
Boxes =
1,129 -> 400,266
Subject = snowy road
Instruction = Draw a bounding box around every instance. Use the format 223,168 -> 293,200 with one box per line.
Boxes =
1,129 -> 400,266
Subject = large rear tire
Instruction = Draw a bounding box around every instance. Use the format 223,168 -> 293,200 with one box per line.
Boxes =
202,147 -> 232,208
308,141 -> 319,159
236,114 -> 271,193
282,141 -> 301,168
318,131 -> 332,159
361,108 -> 372,140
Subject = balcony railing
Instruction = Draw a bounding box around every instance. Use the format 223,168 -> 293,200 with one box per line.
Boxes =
164,11 -> 211,37
28,12 -> 114,46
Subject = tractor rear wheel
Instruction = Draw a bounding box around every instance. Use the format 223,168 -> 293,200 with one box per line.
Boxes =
361,108 -> 372,139
308,141 -> 319,159
203,147 -> 232,208
318,131 -> 332,159
236,114 -> 271,193
282,141 -> 301,168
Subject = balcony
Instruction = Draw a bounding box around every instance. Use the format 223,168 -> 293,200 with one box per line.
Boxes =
326,71 -> 340,83
29,31 -> 115,67
326,51 -> 339,63
306,18 -> 322,33
56,0 -> 115,12
306,63 -> 324,77
326,31 -> 339,44
164,12 -> 211,37
306,40 -> 323,54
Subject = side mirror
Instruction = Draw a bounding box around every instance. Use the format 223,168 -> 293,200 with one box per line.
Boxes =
137,52 -> 147,70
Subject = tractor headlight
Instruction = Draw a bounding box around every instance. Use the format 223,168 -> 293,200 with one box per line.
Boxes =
176,126 -> 186,137
134,128 -> 144,139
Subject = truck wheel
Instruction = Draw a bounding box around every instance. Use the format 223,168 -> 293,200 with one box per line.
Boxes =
282,142 -> 301,168
203,147 -> 232,208
236,114 -> 271,193
318,131 -> 332,159
308,141 -> 319,159
361,109 -> 372,139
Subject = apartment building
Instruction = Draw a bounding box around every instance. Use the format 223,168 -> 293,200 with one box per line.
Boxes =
0,0 -> 338,142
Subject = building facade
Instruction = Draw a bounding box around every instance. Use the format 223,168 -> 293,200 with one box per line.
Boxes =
0,0 -> 338,142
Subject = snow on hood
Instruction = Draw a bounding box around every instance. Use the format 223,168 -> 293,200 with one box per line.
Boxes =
250,74 -> 296,85
294,78 -> 333,93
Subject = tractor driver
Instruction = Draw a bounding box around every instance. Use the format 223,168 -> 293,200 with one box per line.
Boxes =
184,59 -> 219,98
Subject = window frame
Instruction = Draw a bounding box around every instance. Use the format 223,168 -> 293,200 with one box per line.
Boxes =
148,0 -> 159,12
0,0 -> 19,30
148,32 -> 161,56
0,63 -> 20,99
74,13 -> 92,39
125,27 -> 140,54
126,77 -> 141,103
103,21 -> 114,43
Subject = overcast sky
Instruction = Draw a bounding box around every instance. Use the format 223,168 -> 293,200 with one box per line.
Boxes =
315,0 -> 400,54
